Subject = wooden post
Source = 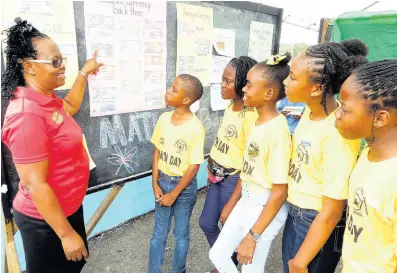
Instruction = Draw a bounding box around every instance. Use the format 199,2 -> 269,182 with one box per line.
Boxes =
4,253 -> 8,273
320,18 -> 330,43
85,185 -> 123,236
2,214 -> 21,273
12,219 -> 18,235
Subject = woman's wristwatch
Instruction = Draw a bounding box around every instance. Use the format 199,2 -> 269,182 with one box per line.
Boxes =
249,229 -> 261,242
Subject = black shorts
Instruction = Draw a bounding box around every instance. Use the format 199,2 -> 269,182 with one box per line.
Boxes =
13,206 -> 88,273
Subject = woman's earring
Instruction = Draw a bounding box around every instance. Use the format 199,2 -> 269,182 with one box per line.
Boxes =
24,70 -> 34,76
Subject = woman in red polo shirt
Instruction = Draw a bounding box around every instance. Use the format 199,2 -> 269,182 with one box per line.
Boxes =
1,18 -> 102,273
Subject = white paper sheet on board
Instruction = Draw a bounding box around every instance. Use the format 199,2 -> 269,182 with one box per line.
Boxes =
213,28 -> 236,57
210,84 -> 230,111
84,1 -> 167,117
211,56 -> 233,84
248,21 -> 274,62
176,3 -> 213,87
190,100 -> 200,113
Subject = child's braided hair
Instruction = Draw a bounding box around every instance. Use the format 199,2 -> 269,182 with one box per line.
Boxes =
303,39 -> 369,114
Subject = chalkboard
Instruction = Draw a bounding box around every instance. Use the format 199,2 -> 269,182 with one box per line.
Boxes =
1,1 -> 282,209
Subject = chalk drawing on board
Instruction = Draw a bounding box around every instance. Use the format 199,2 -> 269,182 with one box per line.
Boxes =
107,146 -> 139,175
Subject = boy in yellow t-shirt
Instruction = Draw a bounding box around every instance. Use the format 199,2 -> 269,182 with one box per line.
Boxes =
210,53 -> 292,273
282,40 -> 368,273
148,74 -> 205,273
335,60 -> 397,273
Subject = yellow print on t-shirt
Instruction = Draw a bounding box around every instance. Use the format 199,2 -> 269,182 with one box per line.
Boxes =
288,140 -> 311,184
158,138 -> 189,168
241,141 -> 260,177
213,124 -> 239,155
346,187 -> 368,243
151,111 -> 205,177
209,105 -> 257,170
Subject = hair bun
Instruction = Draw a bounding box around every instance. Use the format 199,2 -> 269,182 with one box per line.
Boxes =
336,55 -> 368,85
341,39 -> 368,57
13,17 -> 33,33
278,52 -> 292,65
266,52 -> 291,66
14,17 -> 22,24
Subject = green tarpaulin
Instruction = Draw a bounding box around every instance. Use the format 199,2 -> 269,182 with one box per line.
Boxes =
331,10 -> 397,61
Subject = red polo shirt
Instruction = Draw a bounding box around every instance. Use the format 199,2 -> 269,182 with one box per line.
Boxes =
1,87 -> 89,219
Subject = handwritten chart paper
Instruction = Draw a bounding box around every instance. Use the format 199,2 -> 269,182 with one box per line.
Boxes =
1,0 -> 79,89
85,1 -> 167,117
176,3 -> 213,87
213,28 -> 235,57
211,55 -> 233,84
210,84 -> 229,111
248,21 -> 274,62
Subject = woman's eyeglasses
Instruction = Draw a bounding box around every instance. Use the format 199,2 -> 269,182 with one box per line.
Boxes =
25,57 -> 67,68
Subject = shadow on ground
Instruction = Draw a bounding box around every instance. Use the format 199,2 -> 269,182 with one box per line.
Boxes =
82,189 -> 342,273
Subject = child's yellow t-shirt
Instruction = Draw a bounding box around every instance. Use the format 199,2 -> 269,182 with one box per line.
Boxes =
342,148 -> 397,273
287,108 -> 360,211
151,111 -> 205,177
209,104 -> 257,170
240,115 -> 291,194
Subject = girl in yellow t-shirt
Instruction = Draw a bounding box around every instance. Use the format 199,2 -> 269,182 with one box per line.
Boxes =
210,53 -> 292,273
199,56 -> 257,272
335,60 -> 397,273
282,39 -> 369,273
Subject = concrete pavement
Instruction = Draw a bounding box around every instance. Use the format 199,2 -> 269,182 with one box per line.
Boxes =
82,189 -> 342,273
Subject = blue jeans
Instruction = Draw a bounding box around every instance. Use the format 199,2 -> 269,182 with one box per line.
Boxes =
148,172 -> 197,273
199,173 -> 240,247
282,203 -> 345,273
